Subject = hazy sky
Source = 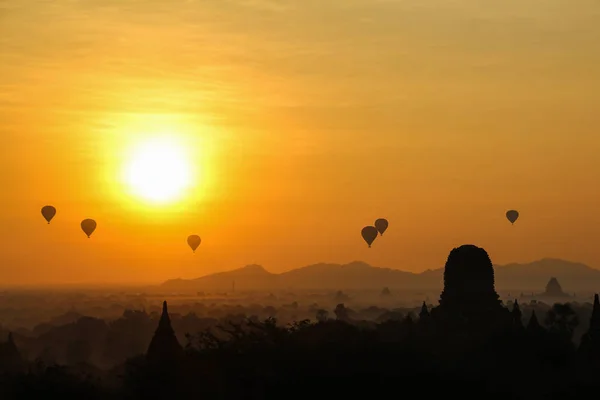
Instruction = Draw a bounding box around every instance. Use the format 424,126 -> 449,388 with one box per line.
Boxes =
1,0 -> 600,285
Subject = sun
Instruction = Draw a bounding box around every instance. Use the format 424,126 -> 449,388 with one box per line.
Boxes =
123,137 -> 193,204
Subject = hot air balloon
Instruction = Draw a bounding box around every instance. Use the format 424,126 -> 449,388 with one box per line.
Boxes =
361,226 -> 378,248
41,205 -> 56,224
375,218 -> 388,235
81,219 -> 97,238
187,235 -> 201,253
506,210 -> 519,225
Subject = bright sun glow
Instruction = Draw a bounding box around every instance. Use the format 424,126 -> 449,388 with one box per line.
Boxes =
124,137 -> 193,204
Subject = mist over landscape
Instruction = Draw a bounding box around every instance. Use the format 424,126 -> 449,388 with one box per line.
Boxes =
161,258 -> 600,292
0,253 -> 596,372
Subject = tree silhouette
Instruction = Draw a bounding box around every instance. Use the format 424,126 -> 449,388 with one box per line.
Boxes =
66,340 -> 92,365
334,304 -> 350,322
316,309 -> 329,323
545,303 -> 579,339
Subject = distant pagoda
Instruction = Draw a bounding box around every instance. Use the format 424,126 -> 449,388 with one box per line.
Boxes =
0,332 -> 25,373
543,277 -> 570,297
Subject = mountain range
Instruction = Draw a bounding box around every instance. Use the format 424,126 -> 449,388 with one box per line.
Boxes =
160,259 -> 600,293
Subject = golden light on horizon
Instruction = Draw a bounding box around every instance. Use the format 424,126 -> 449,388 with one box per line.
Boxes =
123,137 -> 193,204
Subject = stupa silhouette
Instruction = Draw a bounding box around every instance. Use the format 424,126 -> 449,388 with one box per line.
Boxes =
146,301 -> 183,366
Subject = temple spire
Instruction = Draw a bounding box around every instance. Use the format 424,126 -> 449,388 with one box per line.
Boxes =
147,301 -> 183,367
526,310 -> 544,335
419,301 -> 429,318
576,294 -> 600,360
159,301 -> 172,329
0,332 -> 25,373
589,294 -> 600,340
512,300 -> 523,329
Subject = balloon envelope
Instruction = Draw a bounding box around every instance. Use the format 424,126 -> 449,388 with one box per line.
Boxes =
374,218 -> 388,235
41,206 -> 56,224
187,235 -> 201,252
81,219 -> 97,238
506,210 -> 519,224
361,226 -> 379,248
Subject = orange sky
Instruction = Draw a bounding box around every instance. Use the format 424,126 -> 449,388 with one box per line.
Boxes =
1,0 -> 600,286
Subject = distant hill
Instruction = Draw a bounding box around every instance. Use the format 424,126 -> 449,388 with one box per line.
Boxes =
162,264 -> 277,292
494,259 -> 600,293
278,262 -> 419,290
160,259 -> 600,293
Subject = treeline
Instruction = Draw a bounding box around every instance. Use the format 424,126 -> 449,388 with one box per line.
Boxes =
1,302 -> 600,399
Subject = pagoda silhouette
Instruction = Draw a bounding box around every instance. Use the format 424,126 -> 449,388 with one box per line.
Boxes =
578,294 -> 600,363
146,301 -> 183,367
542,277 -> 570,297
431,244 -> 510,330
0,332 -> 25,373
